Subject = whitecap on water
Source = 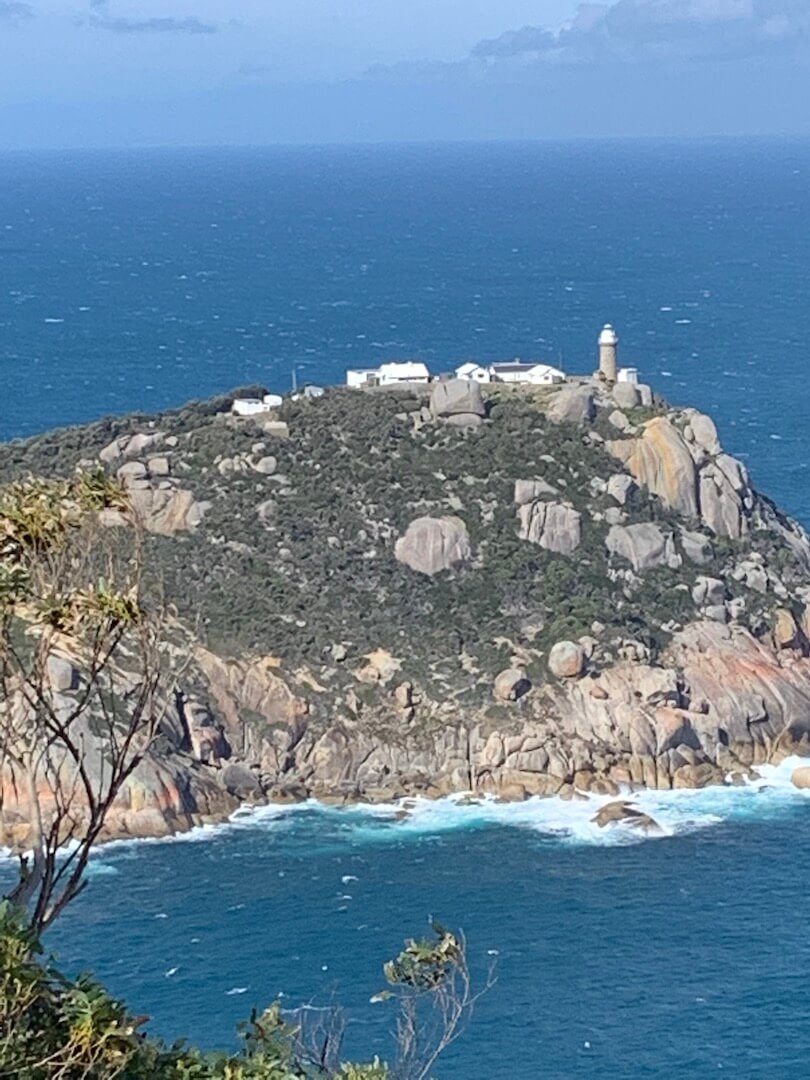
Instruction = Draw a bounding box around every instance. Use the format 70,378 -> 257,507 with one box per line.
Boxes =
15,761 -> 810,882
84,862 -> 120,879
310,756 -> 810,849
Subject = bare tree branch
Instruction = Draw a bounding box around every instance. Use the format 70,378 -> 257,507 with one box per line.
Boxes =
0,472 -> 186,934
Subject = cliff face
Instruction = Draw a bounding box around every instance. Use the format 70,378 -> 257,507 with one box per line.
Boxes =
3,377 -> 810,843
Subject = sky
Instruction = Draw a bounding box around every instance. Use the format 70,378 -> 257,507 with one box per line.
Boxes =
0,0 -> 808,146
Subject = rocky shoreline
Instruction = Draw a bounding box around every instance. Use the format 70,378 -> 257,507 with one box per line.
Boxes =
4,375 -> 810,846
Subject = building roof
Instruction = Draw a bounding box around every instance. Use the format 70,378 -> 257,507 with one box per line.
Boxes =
526,363 -> 565,377
378,361 -> 430,379
490,362 -> 537,374
455,361 -> 486,375
492,361 -> 563,374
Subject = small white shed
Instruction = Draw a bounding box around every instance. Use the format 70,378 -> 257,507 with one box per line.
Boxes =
346,368 -> 381,388
455,362 -> 491,383
232,393 -> 283,417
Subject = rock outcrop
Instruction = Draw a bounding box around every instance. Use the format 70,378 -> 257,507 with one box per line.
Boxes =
607,473 -> 637,505
608,417 -> 698,518
608,414 -> 754,540
4,380 -> 810,844
514,478 -> 558,505
430,379 -> 486,428
494,668 -> 531,701
545,385 -> 595,425
593,801 -> 662,832
517,500 -> 582,554
606,522 -> 680,572
699,458 -> 750,540
612,383 -> 640,410
394,516 -> 471,576
548,641 -> 586,679
100,445 -> 209,535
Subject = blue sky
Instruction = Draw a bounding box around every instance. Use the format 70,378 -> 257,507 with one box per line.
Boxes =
0,1 -> 808,146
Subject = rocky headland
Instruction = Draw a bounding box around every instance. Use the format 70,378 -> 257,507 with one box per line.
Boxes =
4,374 -> 810,844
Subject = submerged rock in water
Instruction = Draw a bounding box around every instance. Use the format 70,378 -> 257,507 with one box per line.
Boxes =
592,800 -> 662,833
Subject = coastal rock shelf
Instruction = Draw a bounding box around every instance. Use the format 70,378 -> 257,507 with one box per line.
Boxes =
3,375 -> 810,843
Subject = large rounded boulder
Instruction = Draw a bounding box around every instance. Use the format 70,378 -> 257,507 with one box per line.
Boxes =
394,516 -> 471,576
429,379 -> 485,424
548,641 -> 586,679
494,668 -> 531,702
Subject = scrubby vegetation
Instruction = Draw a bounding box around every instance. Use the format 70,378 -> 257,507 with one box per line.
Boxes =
0,385 -> 774,707
0,903 -> 480,1080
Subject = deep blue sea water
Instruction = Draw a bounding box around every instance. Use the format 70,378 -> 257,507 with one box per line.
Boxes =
3,140 -> 810,1077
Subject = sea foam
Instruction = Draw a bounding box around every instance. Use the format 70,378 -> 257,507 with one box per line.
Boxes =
2,758 -> 807,873
334,756 -> 809,848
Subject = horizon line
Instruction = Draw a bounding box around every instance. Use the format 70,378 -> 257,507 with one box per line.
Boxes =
2,132 -> 810,155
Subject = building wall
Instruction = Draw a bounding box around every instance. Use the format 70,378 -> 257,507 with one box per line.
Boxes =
346,369 -> 379,388
379,373 -> 430,385
496,370 -> 531,384
459,366 -> 491,382
526,370 -> 565,385
233,399 -> 270,417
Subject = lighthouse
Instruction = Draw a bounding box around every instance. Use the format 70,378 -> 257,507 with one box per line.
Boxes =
598,324 -> 618,382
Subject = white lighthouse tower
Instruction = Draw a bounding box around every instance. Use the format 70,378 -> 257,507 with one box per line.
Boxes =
598,324 -> 618,382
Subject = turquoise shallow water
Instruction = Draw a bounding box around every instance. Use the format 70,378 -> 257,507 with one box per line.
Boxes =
4,774 -> 810,1079
3,140 -> 810,1076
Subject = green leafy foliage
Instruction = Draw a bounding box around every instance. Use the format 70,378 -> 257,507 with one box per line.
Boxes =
383,922 -> 463,992
0,904 -> 482,1080
0,901 -> 390,1079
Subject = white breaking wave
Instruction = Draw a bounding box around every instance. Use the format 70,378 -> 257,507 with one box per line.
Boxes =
2,760 -> 808,871
335,756 -> 810,848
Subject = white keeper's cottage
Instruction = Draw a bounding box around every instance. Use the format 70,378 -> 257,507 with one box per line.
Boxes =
454,361 -> 566,386
346,361 -> 431,388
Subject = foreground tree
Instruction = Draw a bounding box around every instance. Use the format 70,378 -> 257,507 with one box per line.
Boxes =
0,472 -> 492,1077
0,471 -> 173,934
0,905 -> 488,1079
382,921 -> 496,1080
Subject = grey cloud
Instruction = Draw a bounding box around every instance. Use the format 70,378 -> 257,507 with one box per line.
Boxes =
0,1 -> 35,21
84,1 -> 216,34
472,0 -> 810,64
470,25 -> 559,59
93,16 -> 217,33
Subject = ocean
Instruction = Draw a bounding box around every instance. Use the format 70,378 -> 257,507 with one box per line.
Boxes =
2,139 -> 810,1077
